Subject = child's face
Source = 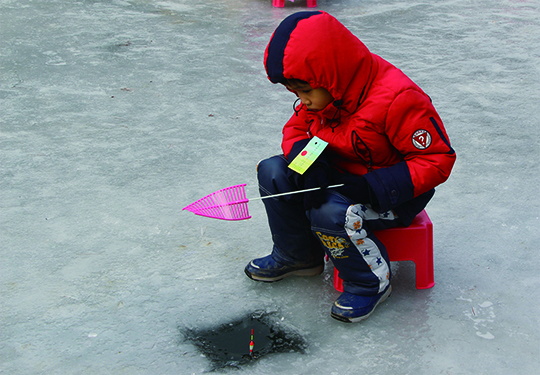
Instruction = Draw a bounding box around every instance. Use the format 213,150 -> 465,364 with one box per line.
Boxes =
285,82 -> 334,112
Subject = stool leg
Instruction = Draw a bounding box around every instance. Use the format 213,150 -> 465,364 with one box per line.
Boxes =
333,268 -> 344,292
414,256 -> 434,289
273,0 -> 285,7
414,221 -> 434,289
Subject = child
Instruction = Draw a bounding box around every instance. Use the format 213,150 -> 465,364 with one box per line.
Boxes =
245,11 -> 456,323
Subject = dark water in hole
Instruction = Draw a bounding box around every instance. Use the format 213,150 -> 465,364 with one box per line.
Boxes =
182,311 -> 307,371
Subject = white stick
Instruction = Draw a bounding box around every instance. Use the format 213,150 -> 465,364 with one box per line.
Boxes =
250,184 -> 344,201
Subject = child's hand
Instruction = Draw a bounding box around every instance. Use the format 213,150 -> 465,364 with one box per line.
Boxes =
334,173 -> 377,206
302,163 -> 330,209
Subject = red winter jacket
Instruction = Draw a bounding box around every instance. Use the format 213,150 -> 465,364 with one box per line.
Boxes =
264,11 -> 456,215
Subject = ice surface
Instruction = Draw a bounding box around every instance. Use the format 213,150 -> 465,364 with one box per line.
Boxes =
1,0 -> 540,374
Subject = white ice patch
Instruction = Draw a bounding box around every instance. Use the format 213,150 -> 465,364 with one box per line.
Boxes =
463,299 -> 496,340
476,331 -> 495,340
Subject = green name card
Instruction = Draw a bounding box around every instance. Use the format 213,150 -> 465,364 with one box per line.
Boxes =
288,136 -> 328,175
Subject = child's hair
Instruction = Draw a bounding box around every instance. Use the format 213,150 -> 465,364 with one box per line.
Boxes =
279,78 -> 309,89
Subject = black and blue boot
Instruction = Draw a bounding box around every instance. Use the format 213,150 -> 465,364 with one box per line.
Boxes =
331,285 -> 392,323
245,254 -> 324,282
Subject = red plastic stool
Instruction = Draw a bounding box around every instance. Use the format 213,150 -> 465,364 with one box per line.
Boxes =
333,210 -> 434,291
272,0 -> 317,7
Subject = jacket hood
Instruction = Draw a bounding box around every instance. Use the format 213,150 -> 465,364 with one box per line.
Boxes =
264,11 -> 377,115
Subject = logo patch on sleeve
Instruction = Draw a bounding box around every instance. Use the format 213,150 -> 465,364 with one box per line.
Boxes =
412,129 -> 432,150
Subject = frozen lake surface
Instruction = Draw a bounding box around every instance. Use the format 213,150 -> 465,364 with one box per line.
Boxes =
1,0 -> 539,373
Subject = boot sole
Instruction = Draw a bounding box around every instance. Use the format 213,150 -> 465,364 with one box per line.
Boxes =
331,286 -> 392,323
244,264 -> 324,282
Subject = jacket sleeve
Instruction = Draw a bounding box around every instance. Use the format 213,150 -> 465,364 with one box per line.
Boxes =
281,108 -> 313,159
363,89 -> 456,213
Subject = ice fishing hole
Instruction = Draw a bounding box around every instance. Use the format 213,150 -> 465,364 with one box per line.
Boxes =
181,311 -> 307,371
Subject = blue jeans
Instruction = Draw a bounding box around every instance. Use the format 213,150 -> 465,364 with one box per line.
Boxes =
258,155 -> 410,296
